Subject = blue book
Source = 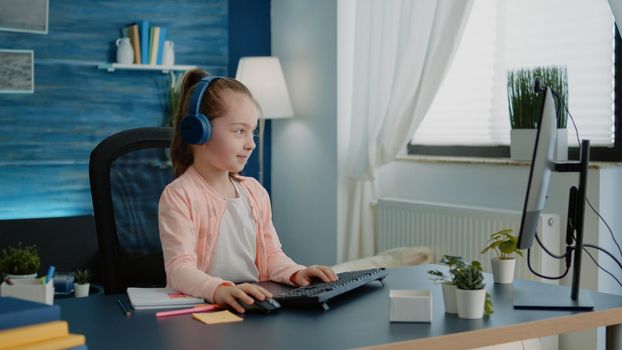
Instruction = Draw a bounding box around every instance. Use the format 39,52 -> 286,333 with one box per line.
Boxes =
156,27 -> 167,65
138,20 -> 150,65
0,297 -> 60,330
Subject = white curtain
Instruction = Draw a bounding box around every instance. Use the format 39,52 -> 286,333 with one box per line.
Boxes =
343,0 -> 474,260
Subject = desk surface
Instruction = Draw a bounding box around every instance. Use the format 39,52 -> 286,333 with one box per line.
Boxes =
57,265 -> 622,350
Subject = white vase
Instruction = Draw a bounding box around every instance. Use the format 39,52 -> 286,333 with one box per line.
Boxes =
162,40 -> 175,66
441,283 -> 458,314
456,288 -> 486,319
491,257 -> 516,284
74,283 -> 90,298
510,128 -> 567,161
5,273 -> 37,280
115,37 -> 134,64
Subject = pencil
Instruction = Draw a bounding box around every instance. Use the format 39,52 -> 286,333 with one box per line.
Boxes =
155,304 -> 220,318
117,299 -> 131,317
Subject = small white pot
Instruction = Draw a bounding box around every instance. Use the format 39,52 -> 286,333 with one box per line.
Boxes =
441,283 -> 458,314
456,288 -> 486,319
491,257 -> 516,284
5,273 -> 37,280
115,37 -> 134,64
74,283 -> 90,298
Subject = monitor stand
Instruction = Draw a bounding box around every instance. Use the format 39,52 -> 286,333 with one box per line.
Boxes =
513,286 -> 594,311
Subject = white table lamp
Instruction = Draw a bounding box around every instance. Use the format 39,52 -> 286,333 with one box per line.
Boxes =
236,56 -> 294,184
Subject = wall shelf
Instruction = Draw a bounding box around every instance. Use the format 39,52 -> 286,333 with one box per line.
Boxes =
97,63 -> 197,73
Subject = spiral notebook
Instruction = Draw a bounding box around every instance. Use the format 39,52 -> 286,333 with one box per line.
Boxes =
126,288 -> 204,310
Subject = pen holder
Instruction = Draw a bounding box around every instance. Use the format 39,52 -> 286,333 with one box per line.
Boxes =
1,279 -> 54,305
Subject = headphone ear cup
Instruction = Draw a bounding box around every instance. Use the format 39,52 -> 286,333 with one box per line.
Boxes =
180,113 -> 212,144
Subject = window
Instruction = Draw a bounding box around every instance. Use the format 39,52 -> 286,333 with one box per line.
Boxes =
409,0 -> 621,161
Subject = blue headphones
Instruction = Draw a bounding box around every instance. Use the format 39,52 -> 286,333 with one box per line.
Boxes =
180,76 -> 221,144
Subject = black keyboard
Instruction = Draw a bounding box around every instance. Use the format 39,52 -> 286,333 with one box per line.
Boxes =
273,268 -> 388,310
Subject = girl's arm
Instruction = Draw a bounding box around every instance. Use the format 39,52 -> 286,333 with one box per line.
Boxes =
158,186 -> 233,302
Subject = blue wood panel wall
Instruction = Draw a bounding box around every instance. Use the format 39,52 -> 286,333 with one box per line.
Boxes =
228,0 -> 271,193
0,0 -> 228,219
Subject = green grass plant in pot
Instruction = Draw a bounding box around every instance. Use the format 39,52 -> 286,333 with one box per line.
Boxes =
507,65 -> 568,160
480,228 -> 523,284
428,255 -> 466,314
453,260 -> 493,319
0,243 -> 40,279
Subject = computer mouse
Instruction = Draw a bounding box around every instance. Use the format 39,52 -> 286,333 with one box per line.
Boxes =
240,298 -> 281,314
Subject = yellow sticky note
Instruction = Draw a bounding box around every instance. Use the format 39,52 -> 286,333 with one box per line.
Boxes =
192,310 -> 243,324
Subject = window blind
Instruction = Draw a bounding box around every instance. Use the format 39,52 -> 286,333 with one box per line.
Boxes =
412,0 -> 615,147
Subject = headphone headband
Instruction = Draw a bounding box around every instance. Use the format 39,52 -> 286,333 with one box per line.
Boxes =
189,76 -> 219,117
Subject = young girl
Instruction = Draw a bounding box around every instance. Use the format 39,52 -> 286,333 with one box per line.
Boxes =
159,69 -> 337,313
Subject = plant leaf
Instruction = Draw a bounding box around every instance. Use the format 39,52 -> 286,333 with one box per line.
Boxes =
484,292 -> 494,316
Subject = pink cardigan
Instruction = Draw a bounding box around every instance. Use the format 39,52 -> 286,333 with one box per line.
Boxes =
158,165 -> 305,302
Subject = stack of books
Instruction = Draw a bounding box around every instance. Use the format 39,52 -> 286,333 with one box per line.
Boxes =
0,297 -> 87,349
121,21 -> 168,65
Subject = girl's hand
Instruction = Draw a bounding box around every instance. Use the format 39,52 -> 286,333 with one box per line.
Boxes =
213,283 -> 273,313
291,265 -> 338,287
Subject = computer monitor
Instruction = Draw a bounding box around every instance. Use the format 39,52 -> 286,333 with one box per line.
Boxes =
516,86 -> 557,251
514,82 -> 593,310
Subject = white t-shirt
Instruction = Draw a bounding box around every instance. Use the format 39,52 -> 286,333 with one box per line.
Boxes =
207,179 -> 259,283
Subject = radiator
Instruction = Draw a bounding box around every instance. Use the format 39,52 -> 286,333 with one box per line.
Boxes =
376,198 -> 561,282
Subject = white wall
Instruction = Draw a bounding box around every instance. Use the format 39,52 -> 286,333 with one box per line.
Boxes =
271,0 -> 338,266
598,167 -> 622,294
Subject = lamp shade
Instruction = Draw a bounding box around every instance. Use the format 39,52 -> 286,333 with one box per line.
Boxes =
235,57 -> 294,119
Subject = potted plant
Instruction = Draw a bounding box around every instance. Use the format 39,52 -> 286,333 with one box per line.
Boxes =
453,260 -> 493,319
428,255 -> 466,314
0,243 -> 40,279
74,268 -> 93,298
507,65 -> 568,160
161,71 -> 182,128
480,228 -> 523,284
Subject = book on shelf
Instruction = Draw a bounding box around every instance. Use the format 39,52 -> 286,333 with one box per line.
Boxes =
156,27 -> 167,65
119,22 -> 170,66
149,26 -> 160,65
127,23 -> 141,64
0,297 -> 60,331
138,20 -> 150,65
127,287 -> 204,310
0,320 -> 68,348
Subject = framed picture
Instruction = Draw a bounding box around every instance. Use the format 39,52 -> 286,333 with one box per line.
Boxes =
0,0 -> 48,34
0,49 -> 34,93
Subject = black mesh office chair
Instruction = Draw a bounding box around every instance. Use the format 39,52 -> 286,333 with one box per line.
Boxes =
89,127 -> 173,294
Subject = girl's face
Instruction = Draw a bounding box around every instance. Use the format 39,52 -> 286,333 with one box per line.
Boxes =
201,92 -> 258,174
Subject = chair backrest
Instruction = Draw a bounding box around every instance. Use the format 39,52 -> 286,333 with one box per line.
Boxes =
89,127 -> 173,294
